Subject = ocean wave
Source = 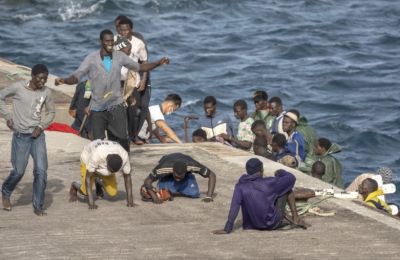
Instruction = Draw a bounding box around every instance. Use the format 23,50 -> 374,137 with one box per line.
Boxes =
57,0 -> 107,21
13,13 -> 45,22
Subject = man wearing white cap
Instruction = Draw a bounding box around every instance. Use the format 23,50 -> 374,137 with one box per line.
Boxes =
282,111 -> 306,162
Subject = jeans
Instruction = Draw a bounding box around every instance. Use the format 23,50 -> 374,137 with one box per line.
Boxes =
2,132 -> 48,210
158,173 -> 200,198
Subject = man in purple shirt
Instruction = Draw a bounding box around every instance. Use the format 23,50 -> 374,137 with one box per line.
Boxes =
213,158 -> 306,234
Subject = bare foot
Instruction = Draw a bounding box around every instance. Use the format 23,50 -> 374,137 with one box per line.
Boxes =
34,209 -> 47,216
2,195 -> 11,211
69,184 -> 78,202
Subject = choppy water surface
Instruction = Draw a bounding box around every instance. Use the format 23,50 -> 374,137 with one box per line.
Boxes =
1,0 -> 399,202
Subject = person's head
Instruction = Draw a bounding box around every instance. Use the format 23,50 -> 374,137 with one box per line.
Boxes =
315,138 -> 332,156
271,133 -> 287,153
269,97 -> 283,117
233,99 -> 248,121
251,120 -> 267,137
246,158 -> 263,176
359,178 -> 379,200
253,136 -> 269,156
377,167 -> 393,184
162,94 -> 182,115
99,29 -> 114,55
114,15 -> 128,35
287,109 -> 300,119
172,161 -> 187,182
118,17 -> 134,39
106,154 -> 123,173
279,155 -> 298,168
282,111 -> 298,134
192,128 -> 207,143
114,36 -> 132,55
30,64 -> 49,90
203,96 -> 217,117
253,90 -> 269,111
311,161 -> 325,179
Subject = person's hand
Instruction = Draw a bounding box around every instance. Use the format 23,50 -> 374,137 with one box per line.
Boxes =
31,126 -> 43,138
84,106 -> 91,116
54,78 -> 64,86
212,230 -> 228,235
219,133 -> 230,141
138,80 -> 146,92
158,57 -> 170,65
292,216 -> 308,228
68,109 -> 77,118
6,119 -> 13,130
202,197 -> 213,203
88,203 -> 98,210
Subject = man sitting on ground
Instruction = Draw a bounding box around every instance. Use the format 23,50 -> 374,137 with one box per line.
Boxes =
359,178 -> 391,214
282,111 -> 306,162
314,138 -> 344,188
69,140 -> 136,209
220,99 -> 255,150
251,90 -> 274,131
138,94 -> 182,143
192,128 -> 207,143
142,153 -> 216,204
198,96 -> 233,141
213,158 -> 306,234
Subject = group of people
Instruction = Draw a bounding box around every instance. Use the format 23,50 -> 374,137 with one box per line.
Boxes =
0,15 -> 395,235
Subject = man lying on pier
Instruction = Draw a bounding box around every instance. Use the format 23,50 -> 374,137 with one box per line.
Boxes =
69,140 -> 136,209
213,158 -> 306,234
141,153 -> 216,204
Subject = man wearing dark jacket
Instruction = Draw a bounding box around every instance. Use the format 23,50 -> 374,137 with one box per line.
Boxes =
213,158 -> 306,234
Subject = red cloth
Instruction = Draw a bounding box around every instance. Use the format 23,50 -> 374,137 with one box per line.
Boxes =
46,122 -> 79,135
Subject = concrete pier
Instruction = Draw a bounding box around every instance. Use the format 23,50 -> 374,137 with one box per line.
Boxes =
0,60 -> 399,259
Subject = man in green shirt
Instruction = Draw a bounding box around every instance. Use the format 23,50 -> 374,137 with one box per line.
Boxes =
251,90 -> 274,131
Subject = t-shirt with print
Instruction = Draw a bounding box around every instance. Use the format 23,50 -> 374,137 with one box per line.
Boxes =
149,153 -> 210,181
80,139 -> 131,176
237,117 -> 255,143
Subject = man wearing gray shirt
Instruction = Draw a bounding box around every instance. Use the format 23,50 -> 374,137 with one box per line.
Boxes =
55,29 -> 169,152
0,64 -> 55,216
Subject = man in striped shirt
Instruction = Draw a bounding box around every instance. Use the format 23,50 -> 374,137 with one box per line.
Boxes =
142,153 -> 216,204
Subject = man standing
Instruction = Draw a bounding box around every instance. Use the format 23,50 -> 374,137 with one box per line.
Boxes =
118,17 -> 151,145
142,153 -> 216,204
0,64 -> 55,216
213,158 -> 305,234
69,139 -> 136,209
55,29 -> 169,152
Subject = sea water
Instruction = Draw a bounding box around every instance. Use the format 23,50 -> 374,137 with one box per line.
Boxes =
0,0 -> 399,202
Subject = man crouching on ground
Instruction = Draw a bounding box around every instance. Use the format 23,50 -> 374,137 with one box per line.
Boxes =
69,139 -> 136,209
141,153 -> 216,204
213,158 -> 306,234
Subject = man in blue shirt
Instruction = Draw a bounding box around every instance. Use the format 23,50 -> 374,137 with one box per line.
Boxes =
213,158 -> 306,234
283,111 -> 306,162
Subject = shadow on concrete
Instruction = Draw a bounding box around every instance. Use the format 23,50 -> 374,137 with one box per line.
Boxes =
13,179 -> 65,209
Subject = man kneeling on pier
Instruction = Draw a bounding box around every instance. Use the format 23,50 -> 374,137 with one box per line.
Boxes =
214,158 -> 306,234
141,153 -> 216,204
69,140 -> 136,209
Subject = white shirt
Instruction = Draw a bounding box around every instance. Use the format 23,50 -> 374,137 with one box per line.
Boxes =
138,104 -> 165,139
80,140 -> 131,176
